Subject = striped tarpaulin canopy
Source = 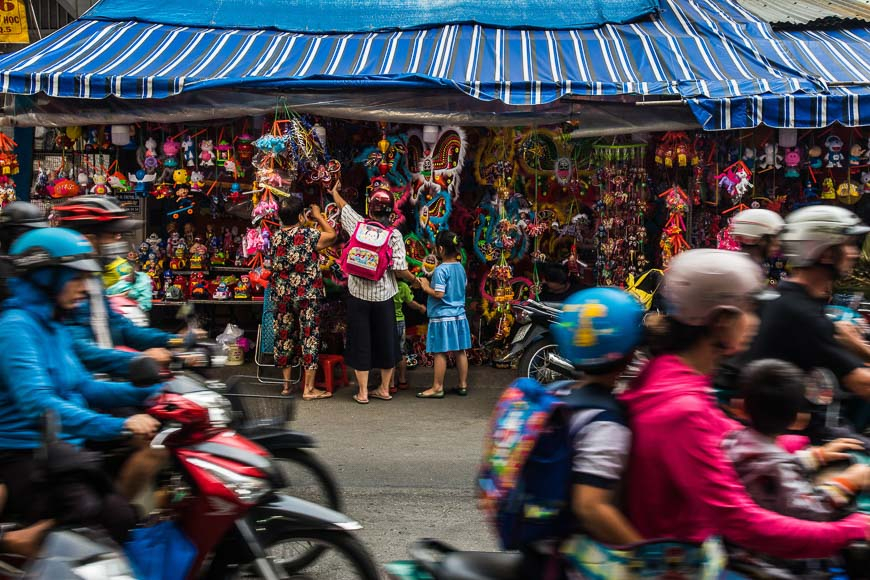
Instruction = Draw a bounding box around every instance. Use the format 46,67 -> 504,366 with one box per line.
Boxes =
0,0 -> 824,105
687,2 -> 870,129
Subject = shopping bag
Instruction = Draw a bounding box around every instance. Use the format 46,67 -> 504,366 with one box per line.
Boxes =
125,521 -> 197,580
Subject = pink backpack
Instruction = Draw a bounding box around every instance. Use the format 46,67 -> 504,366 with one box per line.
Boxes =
339,220 -> 395,281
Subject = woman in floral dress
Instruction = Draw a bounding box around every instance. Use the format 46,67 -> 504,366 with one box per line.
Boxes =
271,196 -> 336,397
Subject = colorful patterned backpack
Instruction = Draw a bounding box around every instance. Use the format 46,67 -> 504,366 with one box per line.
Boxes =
478,378 -> 621,550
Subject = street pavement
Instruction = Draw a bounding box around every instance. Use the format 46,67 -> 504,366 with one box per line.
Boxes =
217,362 -> 510,574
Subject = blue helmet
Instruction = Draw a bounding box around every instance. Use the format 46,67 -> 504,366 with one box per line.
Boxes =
551,287 -> 644,371
9,227 -> 101,274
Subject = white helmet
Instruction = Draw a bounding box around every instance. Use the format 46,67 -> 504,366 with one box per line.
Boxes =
781,206 -> 870,267
663,249 -> 765,326
730,209 -> 785,245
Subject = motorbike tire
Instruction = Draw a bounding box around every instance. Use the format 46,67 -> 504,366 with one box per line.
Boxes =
270,448 -> 342,512
517,336 -> 562,384
268,448 -> 343,571
234,530 -> 380,580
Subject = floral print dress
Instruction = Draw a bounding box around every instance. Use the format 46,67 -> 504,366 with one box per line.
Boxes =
270,226 -> 324,370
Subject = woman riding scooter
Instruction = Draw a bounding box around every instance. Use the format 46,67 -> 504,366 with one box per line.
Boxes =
0,228 -> 159,542
621,249 -> 869,560
729,208 -> 785,268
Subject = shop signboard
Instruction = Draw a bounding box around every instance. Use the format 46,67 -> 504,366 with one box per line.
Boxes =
0,0 -> 29,44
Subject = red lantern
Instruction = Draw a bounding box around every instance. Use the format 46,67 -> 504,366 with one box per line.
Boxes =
236,133 -> 254,164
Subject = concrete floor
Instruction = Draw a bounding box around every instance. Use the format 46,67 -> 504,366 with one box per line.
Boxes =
214,362 -> 509,575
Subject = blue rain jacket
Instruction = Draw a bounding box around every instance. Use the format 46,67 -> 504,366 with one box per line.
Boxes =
65,288 -> 172,377
0,278 -> 157,449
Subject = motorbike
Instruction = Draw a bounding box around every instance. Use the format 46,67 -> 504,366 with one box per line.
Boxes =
137,369 -> 380,579
158,343 -> 344,519
386,538 -> 870,580
499,300 -> 579,384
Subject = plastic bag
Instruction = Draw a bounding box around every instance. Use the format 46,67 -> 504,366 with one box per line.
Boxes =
125,521 -> 197,580
216,323 -> 244,351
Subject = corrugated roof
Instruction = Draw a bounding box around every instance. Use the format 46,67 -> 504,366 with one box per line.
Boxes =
735,0 -> 870,28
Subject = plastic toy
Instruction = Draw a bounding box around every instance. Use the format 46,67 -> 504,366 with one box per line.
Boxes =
808,145 -> 823,169
90,173 -> 111,195
862,171 -> 870,196
783,147 -> 801,178
189,238 -> 208,270
213,282 -> 231,300
825,135 -> 845,168
850,143 -> 867,166
182,135 -> 196,167
173,169 -> 189,186
189,272 -> 208,298
169,246 -> 188,271
757,142 -> 782,170
199,140 -> 215,167
234,275 -> 251,300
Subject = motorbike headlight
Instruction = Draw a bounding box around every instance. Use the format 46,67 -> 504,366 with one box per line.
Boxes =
183,390 -> 233,427
187,457 -> 271,504
73,555 -> 137,580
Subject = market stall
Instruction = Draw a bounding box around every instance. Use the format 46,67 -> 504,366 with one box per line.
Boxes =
0,0 -> 868,364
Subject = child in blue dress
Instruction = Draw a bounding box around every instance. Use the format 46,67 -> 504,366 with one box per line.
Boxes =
417,230 -> 470,398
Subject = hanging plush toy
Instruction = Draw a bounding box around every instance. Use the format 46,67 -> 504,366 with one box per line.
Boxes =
783,147 -> 802,179
756,142 -> 783,170
199,140 -> 215,167
824,135 -> 845,168
182,135 -> 196,167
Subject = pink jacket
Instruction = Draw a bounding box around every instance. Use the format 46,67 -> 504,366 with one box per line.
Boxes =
619,355 -> 867,559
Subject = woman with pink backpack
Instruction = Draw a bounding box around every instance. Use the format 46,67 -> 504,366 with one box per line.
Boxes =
331,182 -> 420,404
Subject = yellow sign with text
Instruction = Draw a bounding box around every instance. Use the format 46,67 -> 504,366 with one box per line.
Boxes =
0,0 -> 29,44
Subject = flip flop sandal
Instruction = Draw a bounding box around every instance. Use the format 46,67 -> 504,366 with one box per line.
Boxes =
369,392 -> 393,401
303,391 -> 333,401
352,394 -> 369,404
416,390 -> 445,399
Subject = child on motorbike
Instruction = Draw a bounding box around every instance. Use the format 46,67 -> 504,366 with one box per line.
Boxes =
621,249 -> 869,560
725,358 -> 870,521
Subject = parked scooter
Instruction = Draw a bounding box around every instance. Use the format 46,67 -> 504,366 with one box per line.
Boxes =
500,300 -> 579,384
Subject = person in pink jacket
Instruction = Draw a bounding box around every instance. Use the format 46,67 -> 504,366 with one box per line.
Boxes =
620,249 -> 869,560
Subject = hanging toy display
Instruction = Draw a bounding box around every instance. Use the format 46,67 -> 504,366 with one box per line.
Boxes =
654,132 -> 696,169
716,160 -> 753,209
474,128 -> 517,187
354,131 -> 412,228
0,133 -> 18,207
515,127 -> 586,198
591,143 -> 648,287
658,186 -> 690,267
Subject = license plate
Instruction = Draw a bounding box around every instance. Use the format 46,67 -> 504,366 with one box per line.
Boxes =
513,324 -> 531,344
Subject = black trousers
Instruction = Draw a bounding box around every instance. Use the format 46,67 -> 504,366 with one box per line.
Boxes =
344,295 -> 401,371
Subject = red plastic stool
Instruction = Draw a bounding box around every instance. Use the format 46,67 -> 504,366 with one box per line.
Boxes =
316,354 -> 349,393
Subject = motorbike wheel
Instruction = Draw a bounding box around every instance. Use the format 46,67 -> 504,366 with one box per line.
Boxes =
271,448 -> 343,512
269,448 -> 343,571
517,337 -> 563,384
235,530 -> 380,580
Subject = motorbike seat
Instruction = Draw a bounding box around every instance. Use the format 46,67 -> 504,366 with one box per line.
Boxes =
438,551 -> 524,580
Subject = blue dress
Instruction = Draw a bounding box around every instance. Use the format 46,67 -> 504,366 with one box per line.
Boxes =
426,262 -> 471,353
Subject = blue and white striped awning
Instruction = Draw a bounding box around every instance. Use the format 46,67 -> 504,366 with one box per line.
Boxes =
0,0 -> 866,129
688,10 -> 870,130
0,0 -> 824,104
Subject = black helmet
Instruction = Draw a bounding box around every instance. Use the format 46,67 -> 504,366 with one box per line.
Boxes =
53,196 -> 142,234
0,202 -> 49,250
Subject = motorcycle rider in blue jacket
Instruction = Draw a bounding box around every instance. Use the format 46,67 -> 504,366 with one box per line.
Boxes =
0,228 -> 159,537
52,196 -> 192,378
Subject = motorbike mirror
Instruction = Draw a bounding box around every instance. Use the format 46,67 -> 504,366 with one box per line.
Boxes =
805,367 -> 836,406
129,356 -> 163,387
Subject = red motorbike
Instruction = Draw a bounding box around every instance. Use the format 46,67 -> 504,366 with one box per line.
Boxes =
141,372 -> 379,579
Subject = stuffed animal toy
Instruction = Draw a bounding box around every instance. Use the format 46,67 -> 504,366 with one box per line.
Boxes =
757,143 -> 782,170
783,147 -> 802,179
850,143 -> 867,166
861,171 -> 870,196
182,135 -> 196,167
825,135 -> 845,168
199,140 -> 215,167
